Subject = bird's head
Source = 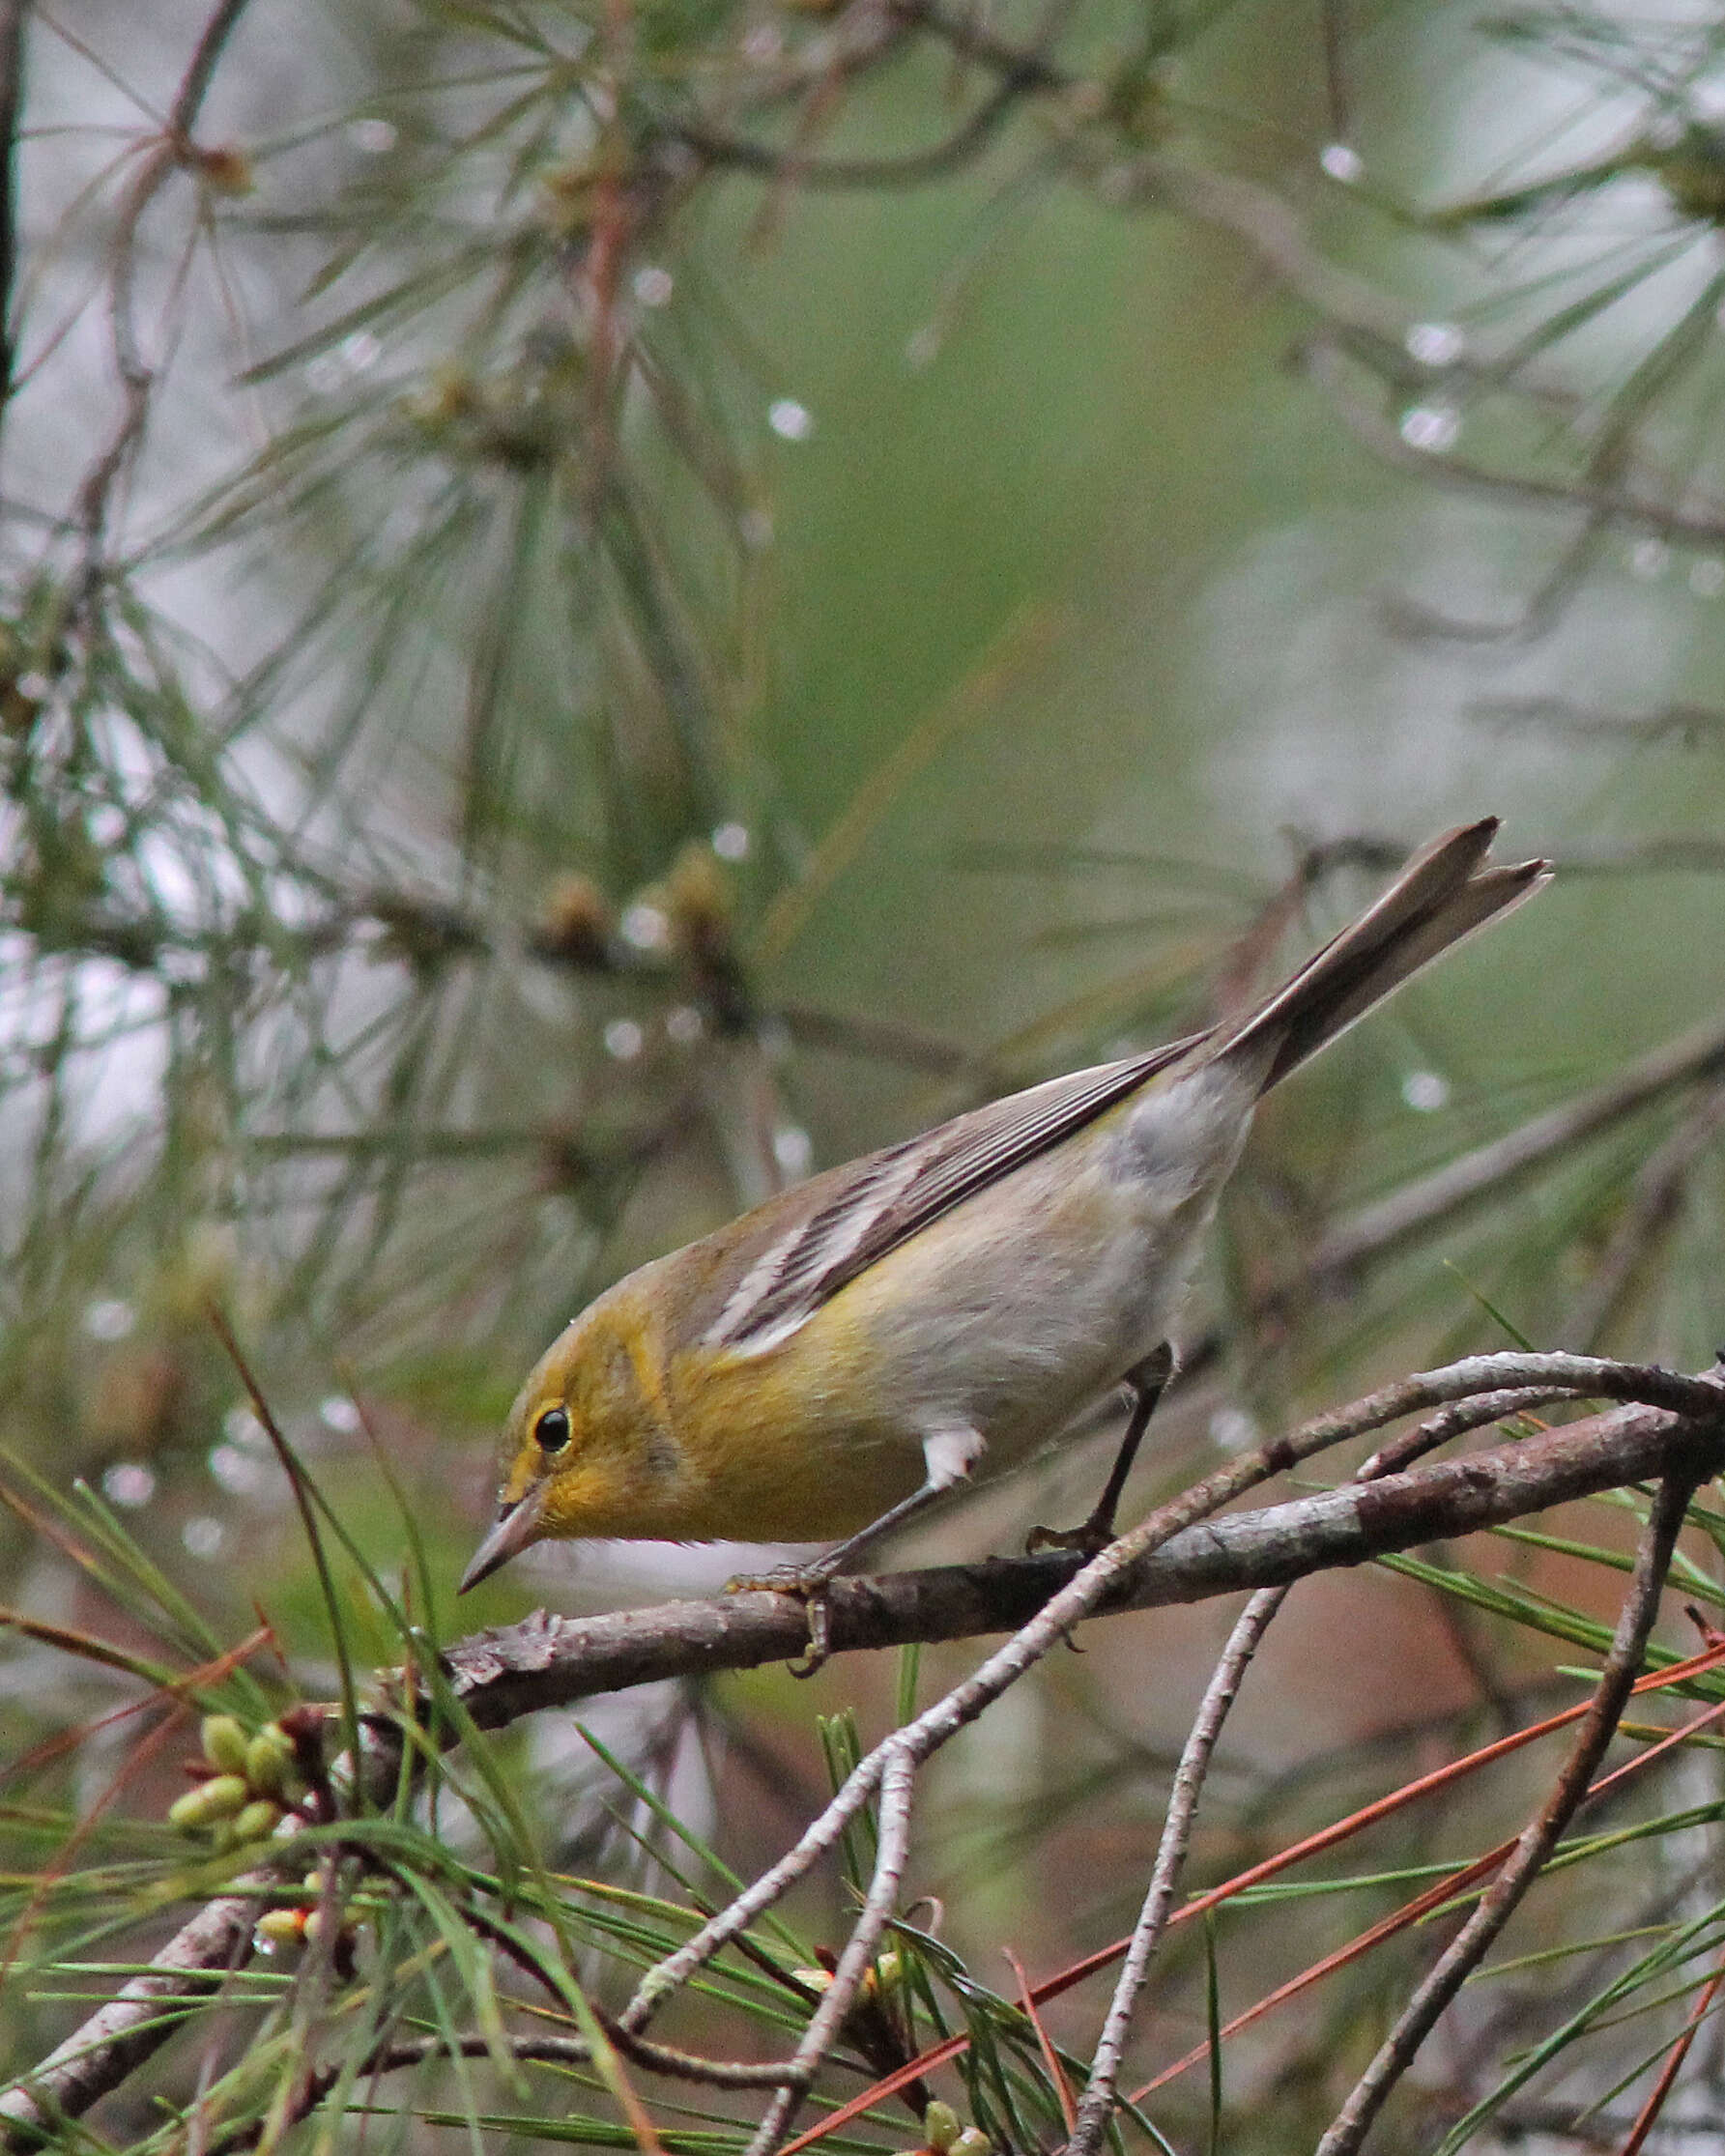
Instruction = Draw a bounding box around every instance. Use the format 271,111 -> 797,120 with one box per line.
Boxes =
457,1303 -> 668,1593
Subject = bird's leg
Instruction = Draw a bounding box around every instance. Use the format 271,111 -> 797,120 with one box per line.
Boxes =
1027,1340 -> 1174,1557
729,1426 -> 985,1676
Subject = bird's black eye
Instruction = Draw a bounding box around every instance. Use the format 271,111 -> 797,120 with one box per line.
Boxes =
533,1407 -> 571,1454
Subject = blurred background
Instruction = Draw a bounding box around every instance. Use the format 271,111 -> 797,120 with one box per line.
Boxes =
8,0 -> 1725,2146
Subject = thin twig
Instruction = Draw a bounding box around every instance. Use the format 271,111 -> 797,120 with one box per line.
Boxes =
209,2026 -> 735,2156
165,0 -> 251,137
1112,155 -> 1412,345
215,2012 -> 815,2154
1312,1471 -> 1697,2156
73,0 -> 256,597
743,1745 -> 917,2156
1359,1386 -> 1581,1478
1065,1584 -> 1289,2155
1305,332 -> 1725,550
668,0 -> 1066,191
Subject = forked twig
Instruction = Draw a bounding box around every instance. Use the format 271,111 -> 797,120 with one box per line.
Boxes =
1065,1584 -> 1290,2155
742,1746 -> 918,2154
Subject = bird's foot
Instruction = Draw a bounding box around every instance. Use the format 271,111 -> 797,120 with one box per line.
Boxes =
1025,1513 -> 1116,1559
725,1564 -> 838,1678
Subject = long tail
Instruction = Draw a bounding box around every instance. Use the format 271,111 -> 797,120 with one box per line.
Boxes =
1215,818 -> 1550,1094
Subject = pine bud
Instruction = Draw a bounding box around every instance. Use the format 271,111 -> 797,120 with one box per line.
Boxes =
255,1909 -> 307,1948
244,1727 -> 295,1797
922,2103 -> 962,2153
168,1774 -> 248,1830
200,1715 -> 248,1774
233,1799 -> 282,1844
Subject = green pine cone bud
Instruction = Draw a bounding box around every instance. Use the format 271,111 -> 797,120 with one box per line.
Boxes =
200,1715 -> 249,1773
233,1799 -> 282,1844
168,1789 -> 207,1833
244,1728 -> 294,1797
923,2104 -> 962,2153
168,1773 -> 249,1831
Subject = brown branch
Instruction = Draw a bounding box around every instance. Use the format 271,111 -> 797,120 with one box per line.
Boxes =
210,1995 -> 818,2156
439,1367 -> 1722,1736
673,73 -> 1034,189
165,0 -> 251,139
664,0 -> 1067,191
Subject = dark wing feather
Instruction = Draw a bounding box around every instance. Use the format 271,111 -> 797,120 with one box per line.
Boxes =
707,1033 -> 1204,1351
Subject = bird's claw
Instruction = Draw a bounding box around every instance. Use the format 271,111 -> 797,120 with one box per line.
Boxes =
1025,1516 -> 1114,1558
725,1566 -> 836,1678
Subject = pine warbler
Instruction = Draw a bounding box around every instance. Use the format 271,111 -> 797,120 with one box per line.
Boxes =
461,819 -> 1547,1601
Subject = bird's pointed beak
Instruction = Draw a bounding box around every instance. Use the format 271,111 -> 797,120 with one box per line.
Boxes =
458,1488 -> 544,1595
